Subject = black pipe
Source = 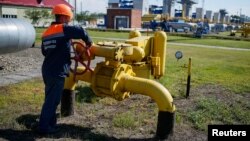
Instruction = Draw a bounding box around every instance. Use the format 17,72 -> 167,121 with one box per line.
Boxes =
155,111 -> 175,140
61,89 -> 75,117
186,58 -> 192,98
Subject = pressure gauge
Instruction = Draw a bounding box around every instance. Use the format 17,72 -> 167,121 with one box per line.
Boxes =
175,51 -> 183,60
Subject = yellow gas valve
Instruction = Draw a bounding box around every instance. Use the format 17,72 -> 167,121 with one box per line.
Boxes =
91,61 -> 135,101
61,30 -> 175,140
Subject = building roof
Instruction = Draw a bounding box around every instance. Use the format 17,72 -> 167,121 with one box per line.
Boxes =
0,0 -> 73,9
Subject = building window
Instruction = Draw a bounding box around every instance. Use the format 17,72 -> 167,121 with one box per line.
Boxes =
2,14 -> 17,18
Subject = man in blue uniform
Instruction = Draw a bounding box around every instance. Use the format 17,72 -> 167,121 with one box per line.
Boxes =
39,4 -> 92,134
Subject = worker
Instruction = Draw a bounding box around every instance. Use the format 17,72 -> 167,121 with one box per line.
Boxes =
39,4 -> 93,134
160,18 -> 168,32
150,20 -> 158,31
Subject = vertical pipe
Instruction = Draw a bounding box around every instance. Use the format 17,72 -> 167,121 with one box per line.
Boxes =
153,31 -> 167,78
186,57 -> 191,98
61,89 -> 75,117
61,68 -> 93,117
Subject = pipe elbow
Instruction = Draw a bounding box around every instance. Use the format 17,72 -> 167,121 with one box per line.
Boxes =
123,47 -> 145,63
122,75 -> 175,112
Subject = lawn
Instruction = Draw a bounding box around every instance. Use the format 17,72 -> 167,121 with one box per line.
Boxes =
35,28 -> 250,49
162,44 -> 250,96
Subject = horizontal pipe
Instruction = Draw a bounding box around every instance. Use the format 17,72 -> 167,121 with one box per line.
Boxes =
90,45 -> 117,60
122,74 -> 175,112
0,18 -> 35,54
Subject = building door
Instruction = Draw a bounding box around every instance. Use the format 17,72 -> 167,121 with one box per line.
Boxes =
114,16 -> 129,29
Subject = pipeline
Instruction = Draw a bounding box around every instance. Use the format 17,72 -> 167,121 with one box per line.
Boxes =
0,18 -> 35,54
64,70 -> 175,139
121,74 -> 175,139
122,74 -> 175,112
62,30 -> 174,139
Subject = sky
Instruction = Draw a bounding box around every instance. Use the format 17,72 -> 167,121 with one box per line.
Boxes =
68,0 -> 250,16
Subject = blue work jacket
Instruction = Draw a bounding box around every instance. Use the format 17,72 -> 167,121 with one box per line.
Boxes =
41,22 -> 92,77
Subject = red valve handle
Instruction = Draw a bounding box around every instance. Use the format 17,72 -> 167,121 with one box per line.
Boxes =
70,41 -> 92,79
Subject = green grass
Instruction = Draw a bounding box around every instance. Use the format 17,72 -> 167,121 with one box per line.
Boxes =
112,112 -> 137,129
187,96 -> 250,131
159,44 -> 250,131
35,28 -> 250,49
88,30 -> 129,39
35,28 -> 45,45
0,78 -> 44,128
35,28 -> 46,33
160,44 -> 250,97
75,83 -> 99,104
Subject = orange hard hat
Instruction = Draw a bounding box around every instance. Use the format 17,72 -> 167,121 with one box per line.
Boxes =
52,4 -> 73,19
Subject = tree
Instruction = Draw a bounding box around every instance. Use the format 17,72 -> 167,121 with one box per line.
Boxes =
230,15 -> 240,24
40,9 -> 52,27
25,9 -> 51,27
75,11 -> 105,25
24,9 -> 42,25
76,11 -> 90,24
219,9 -> 228,23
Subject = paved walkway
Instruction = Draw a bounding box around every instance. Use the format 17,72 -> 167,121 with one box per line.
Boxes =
0,57 -> 103,87
0,69 -> 41,86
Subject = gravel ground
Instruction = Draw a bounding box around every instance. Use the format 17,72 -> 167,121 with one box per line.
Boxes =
0,47 -> 43,86
0,48 -> 43,74
0,47 -> 103,86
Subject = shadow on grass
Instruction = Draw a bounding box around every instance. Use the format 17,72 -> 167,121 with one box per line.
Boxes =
0,114 -> 156,141
75,85 -> 101,103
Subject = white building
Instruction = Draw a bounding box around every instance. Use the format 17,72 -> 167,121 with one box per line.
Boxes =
133,0 -> 149,16
205,10 -> 213,22
213,12 -> 220,23
162,0 -> 175,18
225,15 -> 230,23
196,8 -> 204,20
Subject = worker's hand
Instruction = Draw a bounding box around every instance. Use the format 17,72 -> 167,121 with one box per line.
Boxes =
86,42 -> 93,48
75,43 -> 85,54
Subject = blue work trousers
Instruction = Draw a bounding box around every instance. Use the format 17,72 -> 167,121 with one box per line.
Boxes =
39,76 -> 65,132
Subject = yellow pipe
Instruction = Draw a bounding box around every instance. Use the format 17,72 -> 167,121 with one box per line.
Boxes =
122,74 -> 175,112
123,46 -> 145,63
129,30 -> 141,39
90,45 -> 118,60
153,31 -> 167,78
64,67 -> 93,90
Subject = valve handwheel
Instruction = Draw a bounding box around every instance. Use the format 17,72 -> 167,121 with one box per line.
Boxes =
70,41 -> 92,77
